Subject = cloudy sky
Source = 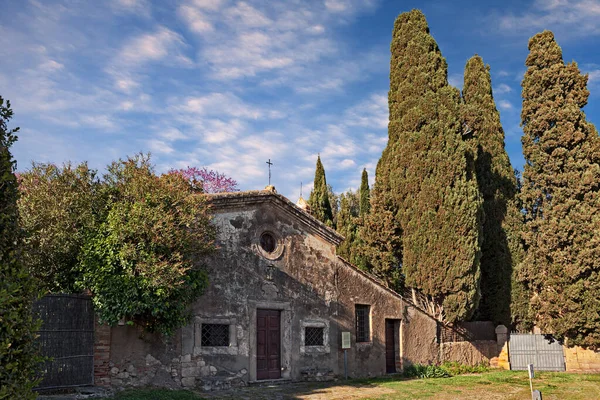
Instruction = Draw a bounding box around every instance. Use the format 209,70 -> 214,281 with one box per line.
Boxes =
2,0 -> 600,200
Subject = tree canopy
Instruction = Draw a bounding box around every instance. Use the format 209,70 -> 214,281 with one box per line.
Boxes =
0,96 -> 41,400
519,31 -> 600,348
365,10 -> 483,322
308,155 -> 334,226
18,156 -> 223,335
462,55 -> 522,326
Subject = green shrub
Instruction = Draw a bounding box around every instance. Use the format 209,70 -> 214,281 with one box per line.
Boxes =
403,364 -> 451,379
440,361 -> 490,375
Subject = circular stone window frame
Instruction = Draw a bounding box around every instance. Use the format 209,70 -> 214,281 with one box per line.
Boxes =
256,230 -> 285,260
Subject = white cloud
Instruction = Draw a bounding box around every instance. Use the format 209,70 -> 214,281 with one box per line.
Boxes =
495,0 -> 600,38
176,0 -> 380,89
39,60 -> 64,72
583,64 -> 600,86
345,93 -> 388,129
494,83 -> 513,94
159,127 -> 187,141
173,92 -> 281,120
147,139 -> 174,154
178,5 -> 215,33
498,100 -> 514,110
339,158 -> 356,169
117,27 -> 189,66
107,26 -> 192,93
111,0 -> 151,17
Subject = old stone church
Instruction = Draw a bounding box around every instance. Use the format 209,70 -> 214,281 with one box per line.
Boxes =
99,187 -> 440,390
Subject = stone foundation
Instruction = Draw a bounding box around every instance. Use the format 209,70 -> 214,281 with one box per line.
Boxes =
300,367 -> 335,382
108,352 -> 248,391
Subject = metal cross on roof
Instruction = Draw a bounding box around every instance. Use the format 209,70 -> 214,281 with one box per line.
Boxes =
266,159 -> 273,185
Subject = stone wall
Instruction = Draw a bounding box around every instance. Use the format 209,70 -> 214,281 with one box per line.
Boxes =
440,341 -> 498,365
564,345 -> 600,372
94,318 -> 111,387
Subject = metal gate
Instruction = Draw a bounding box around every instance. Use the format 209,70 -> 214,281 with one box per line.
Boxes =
34,294 -> 95,389
509,334 -> 565,371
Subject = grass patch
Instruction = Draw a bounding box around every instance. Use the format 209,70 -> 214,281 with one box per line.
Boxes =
112,388 -> 204,400
109,371 -> 600,400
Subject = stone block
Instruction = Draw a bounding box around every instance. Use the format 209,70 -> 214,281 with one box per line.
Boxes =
181,354 -> 192,363
181,367 -> 199,378
181,377 -> 196,387
146,354 -> 160,366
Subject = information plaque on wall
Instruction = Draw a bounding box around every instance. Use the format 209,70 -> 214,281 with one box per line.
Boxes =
341,332 -> 351,349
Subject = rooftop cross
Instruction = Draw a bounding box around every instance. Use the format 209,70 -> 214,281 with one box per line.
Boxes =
266,159 -> 273,186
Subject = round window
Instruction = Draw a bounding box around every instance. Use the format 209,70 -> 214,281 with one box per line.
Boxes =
260,232 -> 277,253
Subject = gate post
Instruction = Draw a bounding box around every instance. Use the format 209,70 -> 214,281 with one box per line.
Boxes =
495,325 -> 510,370
94,317 -> 112,387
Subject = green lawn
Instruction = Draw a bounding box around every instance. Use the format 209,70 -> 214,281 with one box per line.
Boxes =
112,388 -> 203,400
360,370 -> 600,399
111,370 -> 600,399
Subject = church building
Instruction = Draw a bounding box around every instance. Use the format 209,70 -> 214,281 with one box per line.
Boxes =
103,187 -> 440,390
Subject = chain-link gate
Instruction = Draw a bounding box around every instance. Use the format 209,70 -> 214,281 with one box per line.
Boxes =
34,294 -> 95,390
509,334 -> 565,371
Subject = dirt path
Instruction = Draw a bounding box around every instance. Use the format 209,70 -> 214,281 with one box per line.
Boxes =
201,381 -> 396,400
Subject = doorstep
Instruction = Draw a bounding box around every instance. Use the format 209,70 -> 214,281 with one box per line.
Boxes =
247,378 -> 292,386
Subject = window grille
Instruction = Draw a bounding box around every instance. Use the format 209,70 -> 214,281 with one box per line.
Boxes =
304,327 -> 324,346
201,324 -> 229,347
355,304 -> 370,342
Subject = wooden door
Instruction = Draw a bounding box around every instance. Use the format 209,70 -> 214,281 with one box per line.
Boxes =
385,319 -> 396,373
257,309 -> 281,380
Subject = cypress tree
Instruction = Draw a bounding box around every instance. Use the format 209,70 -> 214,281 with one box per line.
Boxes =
359,168 -> 370,216
365,10 -> 483,322
308,155 -> 333,226
336,190 -> 362,266
520,31 -> 600,348
0,96 -> 41,399
462,55 -> 523,326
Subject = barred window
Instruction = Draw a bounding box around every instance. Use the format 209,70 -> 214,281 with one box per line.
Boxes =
304,327 -> 324,346
355,304 -> 370,342
201,324 -> 229,347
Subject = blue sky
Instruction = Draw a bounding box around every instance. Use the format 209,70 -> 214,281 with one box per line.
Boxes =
2,0 -> 600,200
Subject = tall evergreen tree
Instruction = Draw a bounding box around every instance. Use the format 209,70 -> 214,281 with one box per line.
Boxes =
0,97 -> 41,399
359,168 -> 370,216
308,156 -> 333,226
365,10 -> 483,322
520,31 -> 600,348
336,190 -> 363,267
462,55 -> 523,326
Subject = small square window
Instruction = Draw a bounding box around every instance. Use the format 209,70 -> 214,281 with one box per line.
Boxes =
355,304 -> 370,342
305,327 -> 324,346
201,324 -> 229,347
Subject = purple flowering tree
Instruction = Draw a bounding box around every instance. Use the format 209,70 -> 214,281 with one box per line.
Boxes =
169,167 -> 239,194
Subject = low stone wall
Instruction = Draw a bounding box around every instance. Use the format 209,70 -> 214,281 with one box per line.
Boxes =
564,345 -> 600,372
440,340 -> 498,365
